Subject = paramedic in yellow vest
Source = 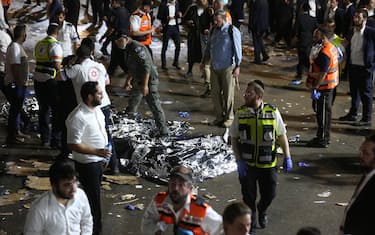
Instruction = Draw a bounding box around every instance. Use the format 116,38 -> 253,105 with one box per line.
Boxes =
130,0 -> 154,58
34,24 -> 63,148
141,165 -> 223,235
230,80 -> 292,235
306,26 -> 339,148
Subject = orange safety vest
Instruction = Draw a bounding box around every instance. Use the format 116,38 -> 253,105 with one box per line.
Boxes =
307,41 -> 339,90
131,10 -> 152,46
2,0 -> 11,6
155,192 -> 209,235
226,11 -> 232,25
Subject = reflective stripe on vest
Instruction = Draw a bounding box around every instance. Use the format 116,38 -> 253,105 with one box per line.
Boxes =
34,37 -> 58,78
237,104 -> 278,168
155,192 -> 209,235
306,41 -> 339,90
131,10 -> 152,45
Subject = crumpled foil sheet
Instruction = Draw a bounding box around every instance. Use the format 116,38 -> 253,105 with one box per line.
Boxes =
0,99 -> 236,182
0,97 -> 39,131
111,111 -> 236,182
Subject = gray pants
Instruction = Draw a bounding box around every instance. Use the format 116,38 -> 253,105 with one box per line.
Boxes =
211,66 -> 235,121
126,78 -> 167,134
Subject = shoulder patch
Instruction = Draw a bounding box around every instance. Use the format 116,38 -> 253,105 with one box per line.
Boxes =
193,197 -> 207,207
265,103 -> 276,110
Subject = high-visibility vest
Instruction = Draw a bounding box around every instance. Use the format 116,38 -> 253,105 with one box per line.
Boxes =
131,10 -> 152,46
237,103 -> 278,168
306,41 -> 339,90
155,192 -> 209,235
225,11 -> 232,25
2,0 -> 11,7
34,37 -> 59,78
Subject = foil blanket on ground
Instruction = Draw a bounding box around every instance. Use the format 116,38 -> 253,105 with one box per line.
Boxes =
110,113 -> 236,182
0,98 -> 39,131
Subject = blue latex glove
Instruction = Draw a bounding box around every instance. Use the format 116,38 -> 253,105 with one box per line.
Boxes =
283,157 -> 293,173
176,228 -> 194,235
311,89 -> 321,101
236,159 -> 248,178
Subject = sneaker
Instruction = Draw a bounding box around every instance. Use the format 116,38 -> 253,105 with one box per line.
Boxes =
352,120 -> 371,127
289,80 -> 302,85
338,114 -> 358,122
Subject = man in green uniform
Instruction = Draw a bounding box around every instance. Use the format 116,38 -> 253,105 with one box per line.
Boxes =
115,34 -> 168,136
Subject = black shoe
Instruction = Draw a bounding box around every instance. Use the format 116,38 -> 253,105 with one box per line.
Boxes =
352,120 -> 371,127
161,65 -> 168,70
249,229 -> 256,235
172,62 -> 181,70
200,88 -> 211,98
339,114 -> 358,121
307,138 -> 329,148
257,204 -> 268,228
251,60 -> 265,65
258,211 -> 268,228
262,54 -> 270,62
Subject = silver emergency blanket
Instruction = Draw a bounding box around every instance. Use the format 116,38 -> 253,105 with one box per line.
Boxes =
0,99 -> 236,181
0,97 -> 39,131
110,112 -> 236,182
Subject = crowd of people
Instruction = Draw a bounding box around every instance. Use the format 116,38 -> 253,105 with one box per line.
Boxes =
1,0 -> 375,234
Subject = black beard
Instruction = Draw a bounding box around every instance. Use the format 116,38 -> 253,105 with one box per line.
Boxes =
54,188 -> 74,200
91,99 -> 101,107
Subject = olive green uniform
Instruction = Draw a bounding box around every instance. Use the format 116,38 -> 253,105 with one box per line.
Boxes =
124,40 -> 168,135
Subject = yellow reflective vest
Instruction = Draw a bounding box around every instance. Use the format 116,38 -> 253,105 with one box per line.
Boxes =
237,103 -> 278,168
34,37 -> 58,78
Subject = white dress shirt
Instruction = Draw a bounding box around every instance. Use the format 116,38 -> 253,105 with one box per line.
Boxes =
0,30 -> 12,73
4,42 -> 28,85
66,103 -> 108,163
141,193 -> 223,235
23,188 -> 93,235
58,21 -> 79,57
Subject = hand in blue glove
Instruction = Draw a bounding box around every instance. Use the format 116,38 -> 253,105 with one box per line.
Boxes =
311,89 -> 321,101
236,159 -> 248,178
283,157 -> 293,173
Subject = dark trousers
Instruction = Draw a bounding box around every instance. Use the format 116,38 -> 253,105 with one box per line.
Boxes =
57,80 -> 77,157
314,89 -> 333,140
348,64 -> 374,122
296,46 -> 311,78
91,0 -> 104,24
5,84 -> 26,141
75,161 -> 103,235
101,106 -> 119,171
252,30 -> 267,62
239,166 -> 277,228
161,25 -> 180,67
107,42 -> 126,76
34,79 -> 61,145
